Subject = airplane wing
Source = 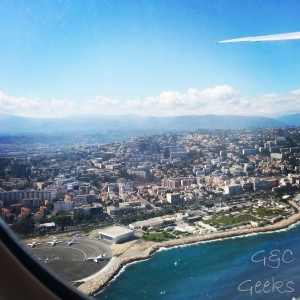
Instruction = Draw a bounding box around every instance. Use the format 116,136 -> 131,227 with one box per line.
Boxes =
217,31 -> 300,43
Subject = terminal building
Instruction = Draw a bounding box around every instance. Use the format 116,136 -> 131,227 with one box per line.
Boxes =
98,226 -> 134,243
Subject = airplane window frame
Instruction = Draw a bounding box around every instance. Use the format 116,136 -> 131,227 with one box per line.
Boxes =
0,219 -> 91,300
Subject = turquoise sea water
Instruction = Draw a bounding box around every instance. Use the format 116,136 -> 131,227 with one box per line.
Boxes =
97,224 -> 300,300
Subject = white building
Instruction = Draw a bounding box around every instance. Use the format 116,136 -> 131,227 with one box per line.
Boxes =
129,217 -> 165,229
166,193 -> 181,203
223,184 -> 243,195
98,226 -> 134,243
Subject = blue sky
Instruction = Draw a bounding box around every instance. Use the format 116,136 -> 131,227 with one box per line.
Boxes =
0,0 -> 300,117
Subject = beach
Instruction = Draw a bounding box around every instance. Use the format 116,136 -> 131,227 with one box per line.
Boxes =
78,201 -> 300,296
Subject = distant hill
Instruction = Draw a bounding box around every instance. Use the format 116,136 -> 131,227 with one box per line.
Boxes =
0,113 -> 289,134
276,113 -> 300,126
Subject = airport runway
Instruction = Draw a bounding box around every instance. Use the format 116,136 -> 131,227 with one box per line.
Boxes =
29,237 -> 112,283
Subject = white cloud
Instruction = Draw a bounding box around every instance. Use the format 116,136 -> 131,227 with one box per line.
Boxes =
254,91 -> 300,115
0,91 -> 75,118
1,86 -> 300,118
123,85 -> 250,115
94,96 -> 120,106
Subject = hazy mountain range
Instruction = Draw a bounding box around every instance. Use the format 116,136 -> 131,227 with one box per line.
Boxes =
0,113 -> 299,134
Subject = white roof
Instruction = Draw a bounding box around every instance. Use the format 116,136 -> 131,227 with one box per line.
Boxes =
130,217 -> 164,228
98,226 -> 133,238
39,222 -> 55,227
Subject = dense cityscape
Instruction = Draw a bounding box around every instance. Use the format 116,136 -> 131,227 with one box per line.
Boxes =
2,1 -> 300,299
1,126 -> 300,241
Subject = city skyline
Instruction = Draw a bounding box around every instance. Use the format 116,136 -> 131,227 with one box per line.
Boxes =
0,0 -> 300,118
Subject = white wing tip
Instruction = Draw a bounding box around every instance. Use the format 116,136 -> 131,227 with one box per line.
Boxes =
217,32 -> 300,43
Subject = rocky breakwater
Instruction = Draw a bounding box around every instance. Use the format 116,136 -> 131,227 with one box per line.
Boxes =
78,201 -> 300,296
78,246 -> 157,296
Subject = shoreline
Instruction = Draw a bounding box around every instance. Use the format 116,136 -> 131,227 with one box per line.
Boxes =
78,201 -> 300,296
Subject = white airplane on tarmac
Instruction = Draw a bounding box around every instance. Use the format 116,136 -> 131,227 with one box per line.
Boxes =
47,239 -> 63,246
66,239 -> 79,246
86,253 -> 107,263
27,241 -> 42,248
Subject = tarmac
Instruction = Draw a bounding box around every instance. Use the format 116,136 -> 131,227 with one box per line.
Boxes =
28,236 -> 112,284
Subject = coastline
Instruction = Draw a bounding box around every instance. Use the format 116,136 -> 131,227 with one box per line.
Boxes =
78,201 -> 300,296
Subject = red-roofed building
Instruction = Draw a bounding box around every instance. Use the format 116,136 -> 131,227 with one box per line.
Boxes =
17,207 -> 30,221
34,206 -> 47,221
9,203 -> 23,214
1,208 -> 14,222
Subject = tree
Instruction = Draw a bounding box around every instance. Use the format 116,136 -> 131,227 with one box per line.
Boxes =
51,215 -> 73,230
11,218 -> 35,235
52,197 -> 61,203
141,225 -> 148,231
46,202 -> 54,211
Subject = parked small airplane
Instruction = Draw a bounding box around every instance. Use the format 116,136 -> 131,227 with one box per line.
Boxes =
27,241 -> 42,248
86,253 -> 107,263
47,239 -> 63,246
66,239 -> 79,246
